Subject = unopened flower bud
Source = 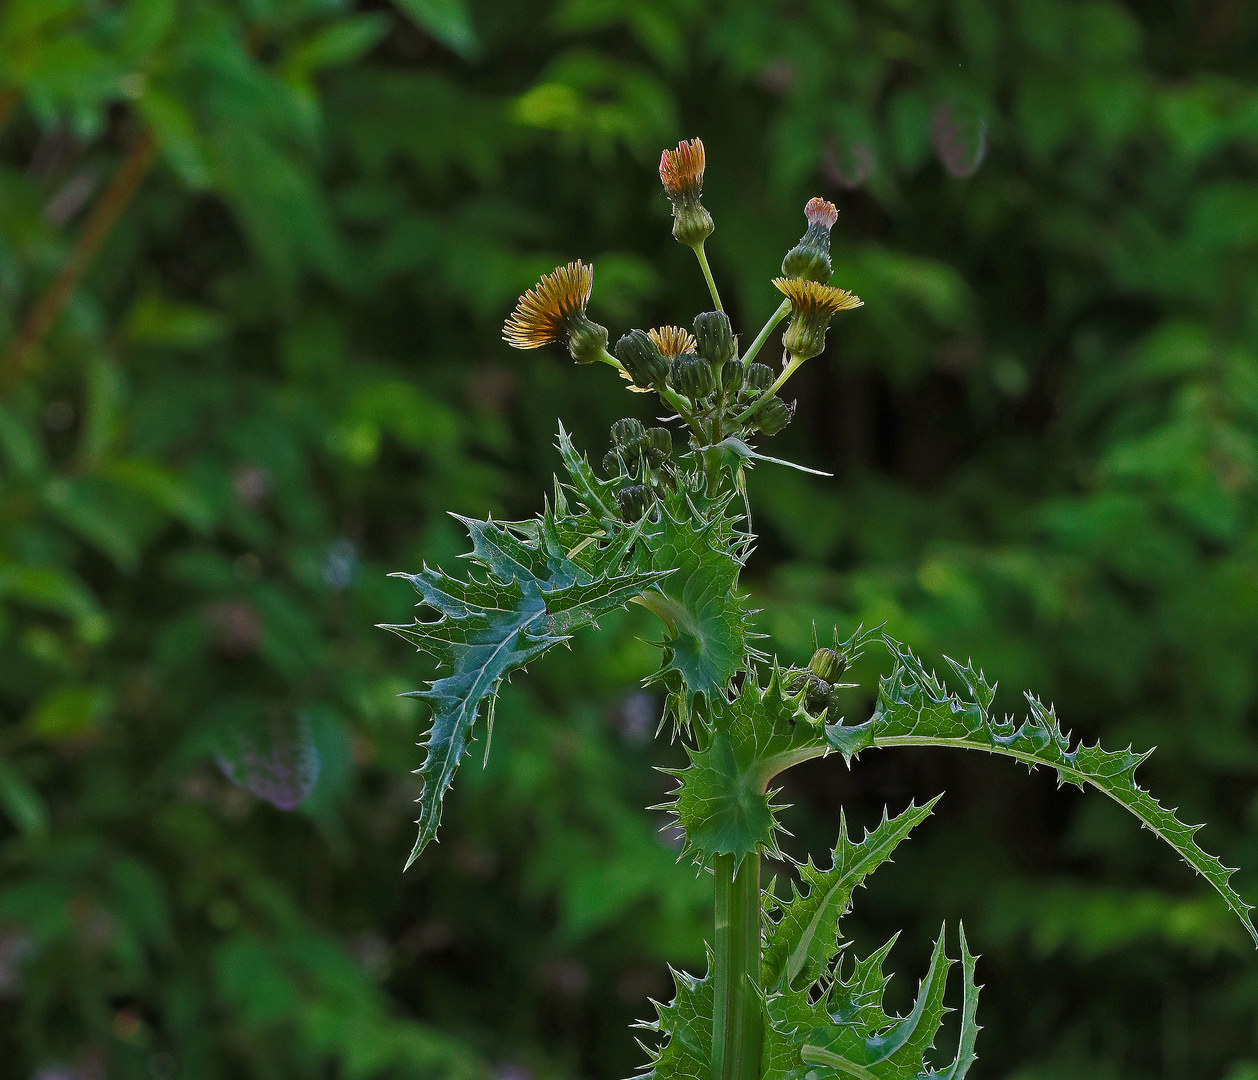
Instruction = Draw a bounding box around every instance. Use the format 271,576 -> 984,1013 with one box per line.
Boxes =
743,363 -> 773,395
567,316 -> 609,365
788,670 -> 831,708
782,197 -> 839,283
693,310 -> 736,369
669,352 -> 715,400
644,426 -> 672,466
602,448 -> 621,473
752,395 -> 792,436
611,417 -> 647,449
615,330 -> 668,388
721,358 -> 745,396
673,203 -> 714,248
808,647 -> 846,682
617,484 -> 653,521
804,674 -> 831,708
659,139 -> 714,249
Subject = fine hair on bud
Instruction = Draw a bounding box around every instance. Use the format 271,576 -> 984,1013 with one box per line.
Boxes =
693,310 -> 736,369
615,330 -> 668,388
611,417 -> 647,449
808,647 -> 846,682
743,362 -> 773,394
787,669 -> 831,708
669,352 -> 715,400
644,426 -> 672,465
782,197 -> 839,283
752,395 -> 792,436
616,484 -> 653,521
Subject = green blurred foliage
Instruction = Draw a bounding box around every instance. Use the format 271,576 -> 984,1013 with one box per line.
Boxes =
0,0 -> 1257,1077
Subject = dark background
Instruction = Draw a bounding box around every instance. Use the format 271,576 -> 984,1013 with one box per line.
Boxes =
2,0 -> 1258,1077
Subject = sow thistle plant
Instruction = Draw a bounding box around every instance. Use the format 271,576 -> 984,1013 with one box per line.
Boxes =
385,138 -> 1255,1080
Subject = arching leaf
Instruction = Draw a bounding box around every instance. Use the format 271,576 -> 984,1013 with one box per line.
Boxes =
827,638 -> 1258,947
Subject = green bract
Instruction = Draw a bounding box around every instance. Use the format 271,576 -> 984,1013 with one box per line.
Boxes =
394,147 -> 1256,1080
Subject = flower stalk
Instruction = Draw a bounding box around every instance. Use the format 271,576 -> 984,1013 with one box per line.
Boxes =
739,298 -> 791,368
695,242 -> 724,312
734,353 -> 803,426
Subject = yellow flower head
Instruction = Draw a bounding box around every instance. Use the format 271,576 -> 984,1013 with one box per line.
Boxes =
618,371 -> 654,392
659,138 -> 706,201
773,278 -> 862,317
619,326 -> 696,390
773,278 -> 863,361
647,326 -> 697,359
503,261 -> 595,350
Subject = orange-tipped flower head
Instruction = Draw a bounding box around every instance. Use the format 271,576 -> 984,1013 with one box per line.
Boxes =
782,197 -> 840,283
773,277 -> 863,360
659,138 -> 714,248
659,139 -> 706,199
503,261 -> 608,363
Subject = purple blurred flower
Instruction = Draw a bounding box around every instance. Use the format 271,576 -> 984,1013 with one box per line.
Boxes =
824,138 -> 877,190
931,102 -> 987,178
217,713 -> 319,810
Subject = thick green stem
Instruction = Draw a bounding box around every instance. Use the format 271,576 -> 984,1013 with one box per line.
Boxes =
739,299 -> 790,367
711,852 -> 762,1080
693,242 -> 723,311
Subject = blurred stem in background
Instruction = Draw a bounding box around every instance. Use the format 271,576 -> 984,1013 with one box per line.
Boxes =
2,126 -> 155,393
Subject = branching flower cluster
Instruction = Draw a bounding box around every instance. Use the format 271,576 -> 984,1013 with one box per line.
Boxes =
386,138 -> 1254,1080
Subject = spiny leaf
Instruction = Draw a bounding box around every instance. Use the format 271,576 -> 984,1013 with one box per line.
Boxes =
798,926 -> 965,1080
634,960 -> 713,1079
639,487 -> 756,706
556,420 -> 620,530
826,637 -> 1258,947
832,933 -> 901,1035
766,922 -> 979,1080
383,513 -> 667,867
876,925 -> 952,1072
663,664 -> 827,867
762,798 -> 939,992
762,981 -> 830,1080
929,925 -> 980,1080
